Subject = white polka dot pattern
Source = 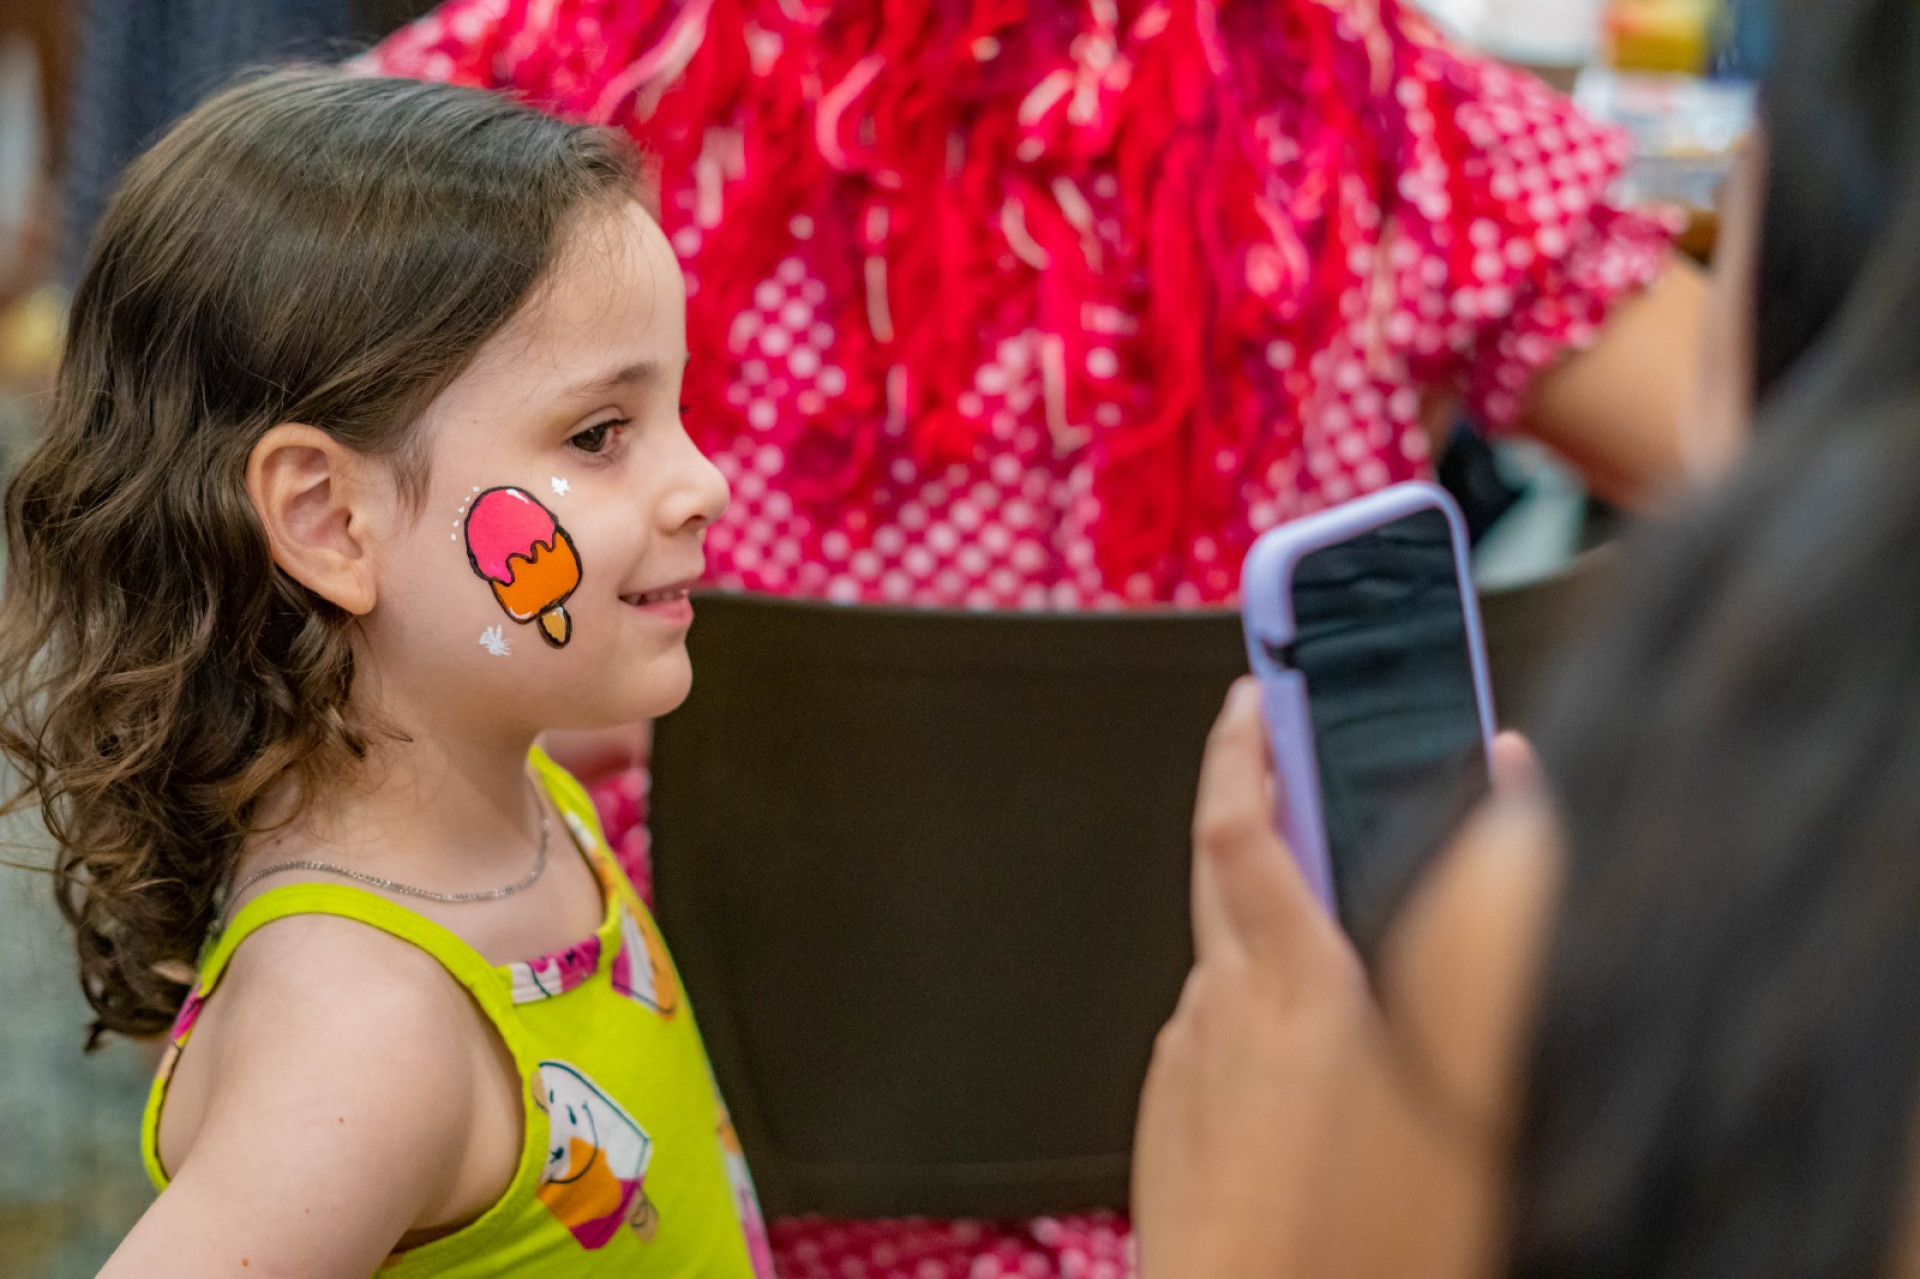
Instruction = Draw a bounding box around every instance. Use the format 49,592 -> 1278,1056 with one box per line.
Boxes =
771,1214 -> 1133,1279
369,5 -> 1674,611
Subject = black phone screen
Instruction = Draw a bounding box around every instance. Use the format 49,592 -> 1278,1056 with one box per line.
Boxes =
1286,508 -> 1489,947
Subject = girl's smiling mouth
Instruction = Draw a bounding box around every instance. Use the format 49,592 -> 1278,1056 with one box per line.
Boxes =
621,577 -> 698,622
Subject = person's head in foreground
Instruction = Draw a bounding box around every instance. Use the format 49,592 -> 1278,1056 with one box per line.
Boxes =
1136,1 -> 1920,1275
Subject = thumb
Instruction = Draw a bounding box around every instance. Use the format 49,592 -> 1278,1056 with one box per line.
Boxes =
1191,678 -> 1326,967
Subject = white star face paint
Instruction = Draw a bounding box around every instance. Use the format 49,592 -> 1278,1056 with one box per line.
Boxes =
479,625 -> 511,657
550,476 -> 572,498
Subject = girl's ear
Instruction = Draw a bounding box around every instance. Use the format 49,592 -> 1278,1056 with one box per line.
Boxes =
246,424 -> 381,615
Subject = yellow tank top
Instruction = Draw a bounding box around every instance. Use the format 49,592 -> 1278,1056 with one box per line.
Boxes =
140,751 -> 774,1278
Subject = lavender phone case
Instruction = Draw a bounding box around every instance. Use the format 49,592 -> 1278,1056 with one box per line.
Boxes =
1239,482 -> 1498,913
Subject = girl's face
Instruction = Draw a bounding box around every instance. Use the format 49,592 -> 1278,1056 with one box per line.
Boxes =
357,199 -> 727,742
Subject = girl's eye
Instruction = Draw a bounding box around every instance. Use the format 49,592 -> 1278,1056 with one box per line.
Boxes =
570,419 -> 626,455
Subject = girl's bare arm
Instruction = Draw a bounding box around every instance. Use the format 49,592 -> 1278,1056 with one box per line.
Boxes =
99,918 -> 492,1278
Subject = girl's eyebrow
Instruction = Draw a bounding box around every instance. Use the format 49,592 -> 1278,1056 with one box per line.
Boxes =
560,354 -> 692,401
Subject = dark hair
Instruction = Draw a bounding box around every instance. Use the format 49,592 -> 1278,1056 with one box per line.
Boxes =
1751,0 -> 1920,402
0,68 -> 642,1044
1511,0 -> 1920,1272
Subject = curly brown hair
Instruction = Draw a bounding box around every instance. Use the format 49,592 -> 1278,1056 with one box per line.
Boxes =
0,68 -> 643,1045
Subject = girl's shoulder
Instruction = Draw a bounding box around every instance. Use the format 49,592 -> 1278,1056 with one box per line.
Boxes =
158,908 -> 490,1177
134,911 -> 515,1276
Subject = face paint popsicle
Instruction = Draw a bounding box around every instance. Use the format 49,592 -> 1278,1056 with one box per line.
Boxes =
464,487 -> 582,648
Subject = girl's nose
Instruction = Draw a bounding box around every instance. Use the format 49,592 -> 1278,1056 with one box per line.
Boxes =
658,425 -> 730,534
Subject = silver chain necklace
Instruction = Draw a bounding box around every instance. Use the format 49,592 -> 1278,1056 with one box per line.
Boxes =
223,776 -> 550,909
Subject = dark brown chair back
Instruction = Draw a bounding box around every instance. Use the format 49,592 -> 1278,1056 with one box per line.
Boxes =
650,558 -> 1615,1219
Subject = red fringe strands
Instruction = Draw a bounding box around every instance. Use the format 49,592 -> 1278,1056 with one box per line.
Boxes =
494,0 -> 1503,597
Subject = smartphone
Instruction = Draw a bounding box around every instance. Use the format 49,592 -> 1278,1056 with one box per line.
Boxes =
1240,482 -> 1497,943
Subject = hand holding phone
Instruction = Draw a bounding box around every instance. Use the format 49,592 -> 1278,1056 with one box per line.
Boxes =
1240,483 -> 1497,947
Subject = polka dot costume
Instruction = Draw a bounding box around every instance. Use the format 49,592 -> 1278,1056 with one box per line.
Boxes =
366,0 -> 1675,610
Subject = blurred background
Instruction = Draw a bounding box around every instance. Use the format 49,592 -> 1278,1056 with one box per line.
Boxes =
0,1 -> 1757,1274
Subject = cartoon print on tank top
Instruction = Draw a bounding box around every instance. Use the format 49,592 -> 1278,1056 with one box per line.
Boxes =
534,1060 -> 661,1249
718,1110 -> 775,1278
508,936 -> 602,1004
610,904 -> 679,1016
153,986 -> 207,1088
555,807 -> 681,1017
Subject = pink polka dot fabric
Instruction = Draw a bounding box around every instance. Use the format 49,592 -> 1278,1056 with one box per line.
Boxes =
770,1213 -> 1133,1279
372,4 -> 1678,1273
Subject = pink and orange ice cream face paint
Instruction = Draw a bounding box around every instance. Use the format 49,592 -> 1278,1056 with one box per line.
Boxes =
462,486 -> 582,648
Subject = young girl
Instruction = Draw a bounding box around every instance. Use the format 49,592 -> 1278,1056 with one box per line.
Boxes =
0,68 -> 773,1277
